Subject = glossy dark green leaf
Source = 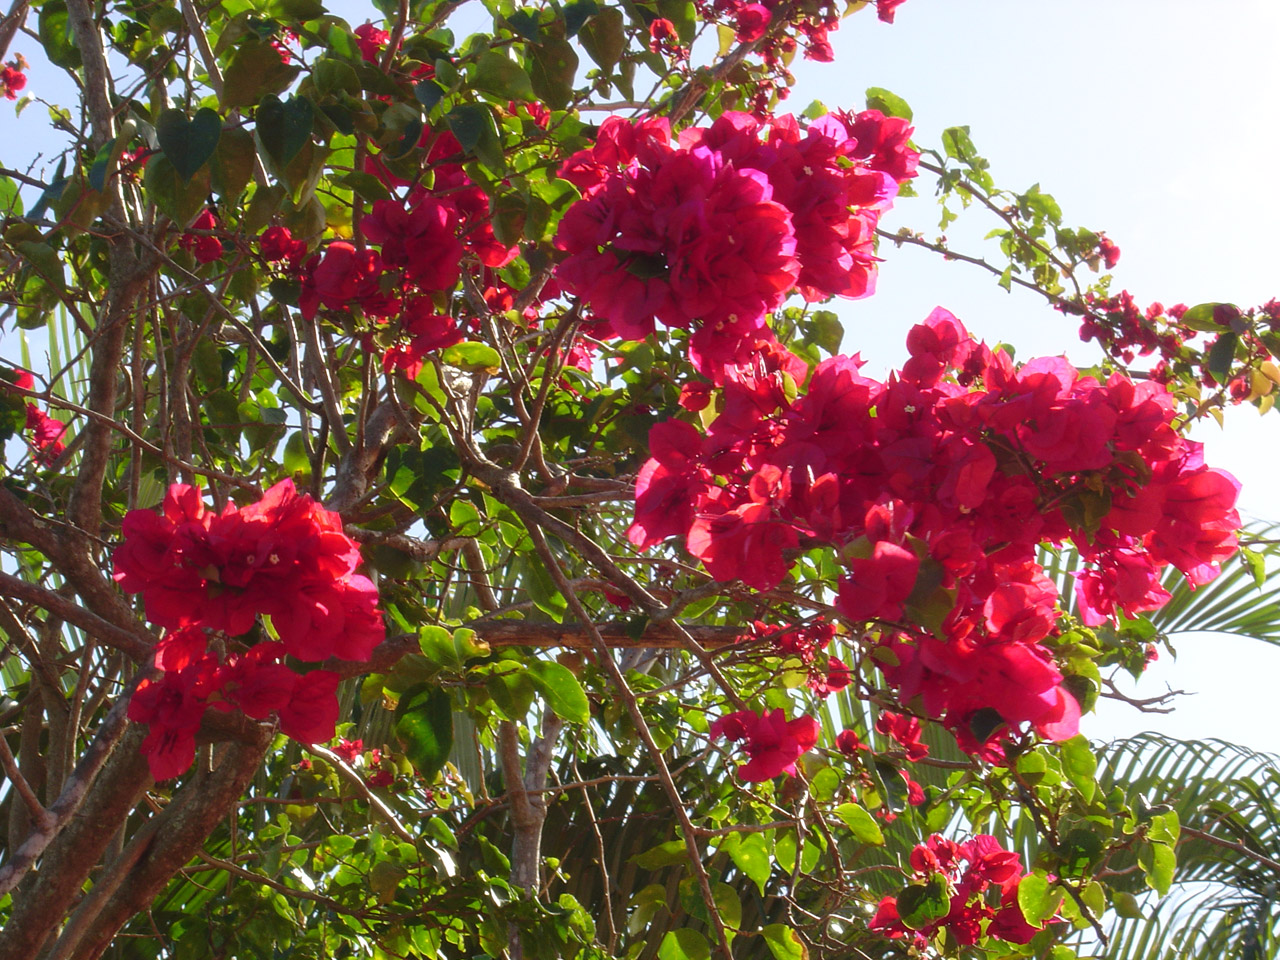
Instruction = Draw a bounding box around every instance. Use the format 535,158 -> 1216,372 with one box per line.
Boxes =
335,171 -> 392,203
394,684 -> 454,781
506,9 -> 542,41
312,58 -> 360,97
414,78 -> 447,111
1206,331 -> 1238,385
446,102 -> 505,173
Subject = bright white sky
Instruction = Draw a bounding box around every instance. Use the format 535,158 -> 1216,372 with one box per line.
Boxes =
7,0 -> 1279,748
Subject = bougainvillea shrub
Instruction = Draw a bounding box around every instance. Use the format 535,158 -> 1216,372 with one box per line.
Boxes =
0,0 -> 1267,956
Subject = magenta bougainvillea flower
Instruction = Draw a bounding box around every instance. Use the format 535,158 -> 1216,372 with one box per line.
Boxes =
631,307 -> 1241,756
871,833 -> 1045,947
554,110 -> 918,382
710,708 -> 820,780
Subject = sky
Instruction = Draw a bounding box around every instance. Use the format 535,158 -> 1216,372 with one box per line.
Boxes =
6,0 -> 1280,749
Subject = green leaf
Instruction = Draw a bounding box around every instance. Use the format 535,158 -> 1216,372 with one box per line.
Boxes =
256,94 -> 315,169
506,9 -> 543,41
865,86 -> 912,120
156,108 -> 223,183
414,78 -> 447,111
335,171 -> 392,203
722,832 -> 770,894
441,341 -> 502,373
418,624 -> 463,672
221,38 -> 302,110
896,874 -> 951,930
578,9 -> 624,70
1112,889 -> 1145,920
485,667 -> 537,720
38,1 -> 81,69
631,839 -> 687,869
1206,332 -> 1238,385
657,930 -> 709,960
394,684 -> 454,781
832,802 -> 885,846
271,0 -> 325,19
942,125 -> 978,163
656,0 -> 695,42
1180,302 -> 1235,333
211,126 -> 256,199
525,660 -> 590,723
562,0 -> 599,36
144,155 -> 212,224
15,242 -> 65,293
445,103 -> 505,174
1060,735 -> 1098,804
1241,546 -> 1267,588
761,924 -> 807,960
87,136 -> 122,194
0,174 -> 23,216
1016,873 -> 1063,926
313,58 -> 360,97
473,51 -> 535,102
528,39 -> 579,111
1058,827 -> 1104,877
369,860 -> 408,904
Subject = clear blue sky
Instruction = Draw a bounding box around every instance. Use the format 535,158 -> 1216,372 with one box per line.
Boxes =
7,0 -> 1279,748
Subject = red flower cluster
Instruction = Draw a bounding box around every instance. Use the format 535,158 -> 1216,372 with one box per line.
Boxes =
631,308 -> 1241,754
554,111 -> 917,381
258,225 -> 307,266
710,708 -> 820,781
298,129 -> 537,378
870,834 -> 1043,946
178,208 -> 223,264
7,369 -> 67,462
116,481 -> 385,779
0,55 -> 27,100
354,22 -> 390,63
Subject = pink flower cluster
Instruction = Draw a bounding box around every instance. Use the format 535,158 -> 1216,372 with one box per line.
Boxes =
870,834 -> 1043,946
293,130 -> 537,379
695,0 -> 907,66
710,708 -> 820,781
115,480 -> 385,779
554,111 -> 917,381
631,308 -> 1240,754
